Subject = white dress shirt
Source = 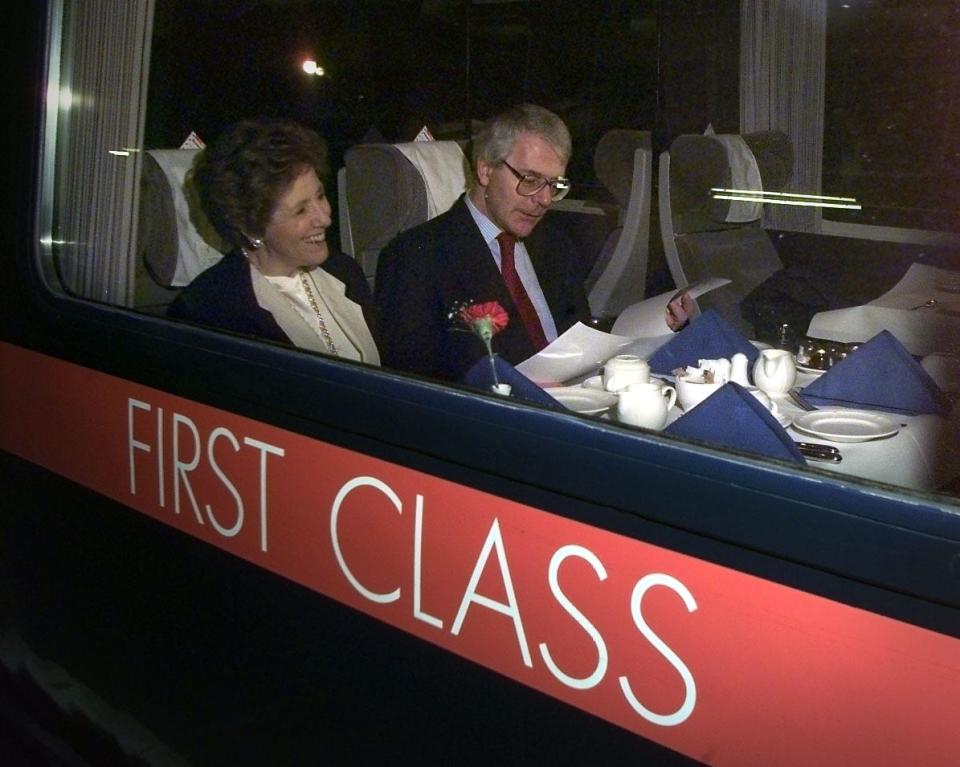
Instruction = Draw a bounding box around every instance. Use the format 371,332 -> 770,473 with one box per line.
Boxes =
464,195 -> 559,342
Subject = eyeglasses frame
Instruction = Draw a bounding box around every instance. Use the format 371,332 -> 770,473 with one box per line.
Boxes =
501,160 -> 571,201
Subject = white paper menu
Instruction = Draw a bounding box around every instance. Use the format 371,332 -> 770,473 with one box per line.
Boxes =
610,278 -> 731,337
516,278 -> 731,385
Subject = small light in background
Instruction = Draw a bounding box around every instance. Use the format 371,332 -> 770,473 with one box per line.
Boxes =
302,59 -> 325,76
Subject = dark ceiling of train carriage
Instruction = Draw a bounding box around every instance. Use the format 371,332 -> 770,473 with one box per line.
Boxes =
146,0 -> 739,198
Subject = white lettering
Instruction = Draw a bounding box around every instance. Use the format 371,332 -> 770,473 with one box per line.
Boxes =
127,398 -> 151,497
171,412 -> 203,524
331,476 -> 401,603
242,436 -> 284,552
413,495 -> 443,629
156,406 -> 165,508
539,545 -> 609,690
618,573 -> 698,727
451,519 -> 532,668
205,427 -> 243,538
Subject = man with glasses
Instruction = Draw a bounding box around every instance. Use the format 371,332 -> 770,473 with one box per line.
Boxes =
375,103 -> 689,380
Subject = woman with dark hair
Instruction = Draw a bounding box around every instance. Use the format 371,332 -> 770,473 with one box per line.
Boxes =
168,118 -> 380,364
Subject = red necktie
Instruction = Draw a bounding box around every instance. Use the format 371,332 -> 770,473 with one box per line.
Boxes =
497,232 -> 548,352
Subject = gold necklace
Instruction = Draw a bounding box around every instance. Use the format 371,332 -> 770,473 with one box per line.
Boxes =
298,271 -> 339,356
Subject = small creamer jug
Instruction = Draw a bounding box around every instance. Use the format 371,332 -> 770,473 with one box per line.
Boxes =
752,349 -> 796,395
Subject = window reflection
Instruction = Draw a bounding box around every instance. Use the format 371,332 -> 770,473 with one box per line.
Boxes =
43,0 -> 960,500
823,0 -> 960,232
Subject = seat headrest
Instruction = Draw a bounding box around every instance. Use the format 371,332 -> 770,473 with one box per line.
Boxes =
392,141 -> 468,218
344,141 -> 469,257
139,149 -> 225,287
668,131 -> 793,235
594,129 -> 652,207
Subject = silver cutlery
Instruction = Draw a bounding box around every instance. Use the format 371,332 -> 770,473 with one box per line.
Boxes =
788,389 -> 816,411
795,442 -> 842,462
910,298 -> 937,310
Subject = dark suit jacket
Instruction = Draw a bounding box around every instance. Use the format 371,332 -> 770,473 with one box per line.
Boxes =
167,249 -> 380,348
374,197 -> 590,380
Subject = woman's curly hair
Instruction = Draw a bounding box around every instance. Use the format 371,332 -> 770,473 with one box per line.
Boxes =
190,118 -> 329,251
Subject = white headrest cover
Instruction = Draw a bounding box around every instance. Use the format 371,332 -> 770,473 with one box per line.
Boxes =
392,141 -> 468,219
147,149 -> 224,286
711,135 -> 763,223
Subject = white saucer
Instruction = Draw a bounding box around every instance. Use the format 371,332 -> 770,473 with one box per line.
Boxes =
792,409 -> 898,443
545,387 -> 618,415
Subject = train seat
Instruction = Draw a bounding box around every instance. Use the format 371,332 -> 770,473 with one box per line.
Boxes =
584,129 -> 653,319
658,130 -> 793,337
338,140 -> 469,287
135,149 -> 225,313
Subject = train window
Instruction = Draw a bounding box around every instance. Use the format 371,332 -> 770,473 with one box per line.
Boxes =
822,0 -> 960,235
37,1 -> 959,501
41,0 -> 155,307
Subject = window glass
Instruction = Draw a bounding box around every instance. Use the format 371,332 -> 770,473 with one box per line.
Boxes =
42,1 -> 959,502
822,0 -> 960,233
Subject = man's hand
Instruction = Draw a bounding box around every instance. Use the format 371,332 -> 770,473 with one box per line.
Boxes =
666,290 -> 694,332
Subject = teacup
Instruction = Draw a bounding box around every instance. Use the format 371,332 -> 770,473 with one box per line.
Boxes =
745,386 -> 772,410
744,386 -> 788,426
603,355 -> 650,392
676,374 -> 723,411
617,382 -> 677,430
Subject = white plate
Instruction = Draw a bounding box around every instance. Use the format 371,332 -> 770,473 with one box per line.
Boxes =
546,387 -> 618,415
792,409 -> 899,443
796,364 -> 826,377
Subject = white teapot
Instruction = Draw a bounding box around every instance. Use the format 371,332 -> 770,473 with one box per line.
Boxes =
617,382 -> 677,430
752,349 -> 797,395
603,354 -> 650,392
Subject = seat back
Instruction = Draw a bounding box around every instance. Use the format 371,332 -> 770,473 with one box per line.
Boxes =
658,131 -> 793,336
585,129 -> 653,318
339,141 -> 469,286
135,149 -> 226,312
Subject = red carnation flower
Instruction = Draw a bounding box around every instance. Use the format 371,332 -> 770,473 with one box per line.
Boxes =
459,301 -> 509,343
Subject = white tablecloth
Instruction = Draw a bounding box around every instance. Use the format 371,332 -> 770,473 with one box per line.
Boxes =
774,371 -> 959,491
807,263 -> 960,356
565,362 -> 959,493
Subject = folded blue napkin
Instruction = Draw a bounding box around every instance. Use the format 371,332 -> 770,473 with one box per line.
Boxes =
798,330 -> 950,416
463,355 -> 564,409
665,382 -> 805,463
648,309 -> 760,376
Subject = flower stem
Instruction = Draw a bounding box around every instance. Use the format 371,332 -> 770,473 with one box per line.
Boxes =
485,342 -> 499,386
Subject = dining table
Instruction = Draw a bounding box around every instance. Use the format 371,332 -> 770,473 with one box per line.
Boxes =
768,369 -> 959,492
547,346 -> 959,495
807,263 -> 960,357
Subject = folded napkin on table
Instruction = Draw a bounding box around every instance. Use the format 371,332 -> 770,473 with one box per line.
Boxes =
798,330 -> 950,416
648,309 -> 759,376
463,355 -> 564,409
665,382 -> 805,463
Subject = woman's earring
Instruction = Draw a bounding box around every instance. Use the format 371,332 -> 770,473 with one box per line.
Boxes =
249,237 -> 264,250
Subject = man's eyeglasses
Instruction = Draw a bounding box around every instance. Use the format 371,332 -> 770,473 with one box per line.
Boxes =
502,160 -> 571,201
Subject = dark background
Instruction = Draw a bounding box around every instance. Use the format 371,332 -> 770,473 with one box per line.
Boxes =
146,0 -> 740,199
145,0 -> 740,293
144,0 -> 959,298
